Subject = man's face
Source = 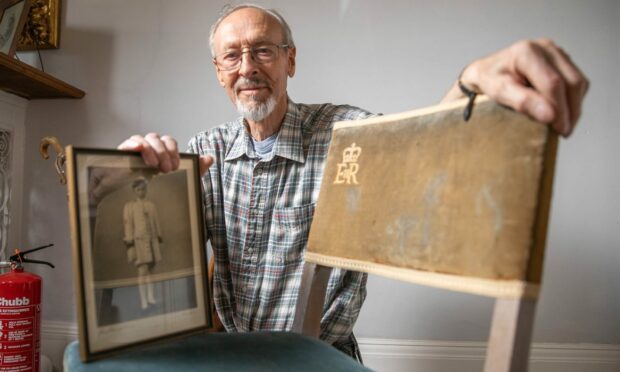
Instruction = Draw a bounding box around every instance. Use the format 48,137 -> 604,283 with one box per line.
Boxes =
212,8 -> 296,122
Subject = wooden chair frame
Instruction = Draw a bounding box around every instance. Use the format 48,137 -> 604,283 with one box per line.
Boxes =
292,97 -> 558,372
293,263 -> 537,372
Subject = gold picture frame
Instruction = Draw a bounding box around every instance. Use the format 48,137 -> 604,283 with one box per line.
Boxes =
0,0 -> 31,56
65,147 -> 212,361
17,0 -> 59,50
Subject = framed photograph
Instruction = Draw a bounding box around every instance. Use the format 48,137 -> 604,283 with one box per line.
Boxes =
17,0 -> 60,51
0,0 -> 30,56
65,147 -> 211,361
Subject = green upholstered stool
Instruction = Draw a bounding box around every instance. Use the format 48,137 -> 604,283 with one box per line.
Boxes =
63,332 -> 371,372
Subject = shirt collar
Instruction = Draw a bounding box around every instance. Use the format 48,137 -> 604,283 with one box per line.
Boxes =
224,98 -> 305,164
224,117 -> 255,162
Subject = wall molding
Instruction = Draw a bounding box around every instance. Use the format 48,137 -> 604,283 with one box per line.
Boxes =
40,321 -> 620,371
358,337 -> 620,362
43,320 -> 78,339
357,337 -> 620,372
41,321 -> 78,371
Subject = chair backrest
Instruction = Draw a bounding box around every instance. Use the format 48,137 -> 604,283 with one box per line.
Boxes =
293,97 -> 558,372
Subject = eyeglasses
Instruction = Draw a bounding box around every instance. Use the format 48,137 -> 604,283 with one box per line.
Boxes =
213,43 -> 289,71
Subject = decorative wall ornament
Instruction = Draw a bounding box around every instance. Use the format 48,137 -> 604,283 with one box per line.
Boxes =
0,129 -> 12,260
17,0 -> 59,51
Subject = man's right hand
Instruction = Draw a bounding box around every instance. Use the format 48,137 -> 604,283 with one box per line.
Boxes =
118,133 -> 214,175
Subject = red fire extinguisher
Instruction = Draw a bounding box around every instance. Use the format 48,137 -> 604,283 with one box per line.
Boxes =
0,244 -> 54,372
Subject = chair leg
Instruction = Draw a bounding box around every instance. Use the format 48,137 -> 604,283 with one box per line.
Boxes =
292,263 -> 332,338
484,298 -> 537,372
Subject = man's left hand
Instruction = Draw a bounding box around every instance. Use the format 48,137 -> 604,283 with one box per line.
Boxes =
442,39 -> 589,137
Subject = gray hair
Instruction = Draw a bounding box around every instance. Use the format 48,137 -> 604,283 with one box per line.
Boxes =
209,3 -> 295,57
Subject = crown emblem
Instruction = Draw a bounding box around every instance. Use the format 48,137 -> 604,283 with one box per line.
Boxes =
342,143 -> 362,163
334,142 -> 362,185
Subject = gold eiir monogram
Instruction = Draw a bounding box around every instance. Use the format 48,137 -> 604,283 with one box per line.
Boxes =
334,143 -> 361,185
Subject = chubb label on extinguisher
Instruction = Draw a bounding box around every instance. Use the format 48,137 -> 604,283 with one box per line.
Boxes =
0,270 -> 42,372
0,298 -> 30,307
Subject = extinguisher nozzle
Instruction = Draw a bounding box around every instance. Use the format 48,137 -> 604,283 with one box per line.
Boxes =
9,244 -> 55,269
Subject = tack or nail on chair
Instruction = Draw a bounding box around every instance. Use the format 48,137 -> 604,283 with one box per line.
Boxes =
294,96 -> 557,372
64,97 -> 555,372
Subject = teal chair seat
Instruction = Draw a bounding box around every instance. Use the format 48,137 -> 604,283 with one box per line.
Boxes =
63,332 -> 371,371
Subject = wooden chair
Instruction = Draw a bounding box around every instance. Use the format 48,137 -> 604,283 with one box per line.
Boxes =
64,97 -> 555,371
293,97 -> 557,372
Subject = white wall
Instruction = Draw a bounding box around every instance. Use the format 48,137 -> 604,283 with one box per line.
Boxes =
18,0 -> 619,359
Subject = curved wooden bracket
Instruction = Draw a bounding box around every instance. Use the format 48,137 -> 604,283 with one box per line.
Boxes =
39,136 -> 66,184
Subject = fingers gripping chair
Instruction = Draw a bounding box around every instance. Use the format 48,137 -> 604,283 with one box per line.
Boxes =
64,98 -> 556,372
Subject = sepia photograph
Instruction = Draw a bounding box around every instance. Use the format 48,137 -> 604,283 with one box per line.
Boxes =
66,147 -> 210,360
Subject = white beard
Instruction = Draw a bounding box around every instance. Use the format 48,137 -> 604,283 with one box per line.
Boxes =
236,94 -> 277,122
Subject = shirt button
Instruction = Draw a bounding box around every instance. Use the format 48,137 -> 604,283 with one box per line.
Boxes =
248,247 -> 254,254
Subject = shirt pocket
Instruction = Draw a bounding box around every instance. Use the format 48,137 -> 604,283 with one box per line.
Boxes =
270,203 -> 316,264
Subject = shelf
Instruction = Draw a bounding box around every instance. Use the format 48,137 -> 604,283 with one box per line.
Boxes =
0,53 -> 85,99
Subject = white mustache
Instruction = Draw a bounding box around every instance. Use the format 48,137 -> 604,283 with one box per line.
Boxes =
235,78 -> 270,92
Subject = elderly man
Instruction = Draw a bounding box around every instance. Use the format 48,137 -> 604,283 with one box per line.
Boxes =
119,4 -> 588,360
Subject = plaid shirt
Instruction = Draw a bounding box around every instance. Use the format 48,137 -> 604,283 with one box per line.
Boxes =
188,99 -> 374,346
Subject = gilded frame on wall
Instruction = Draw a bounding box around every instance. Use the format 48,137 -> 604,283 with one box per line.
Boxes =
0,0 -> 31,56
17,0 -> 59,50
